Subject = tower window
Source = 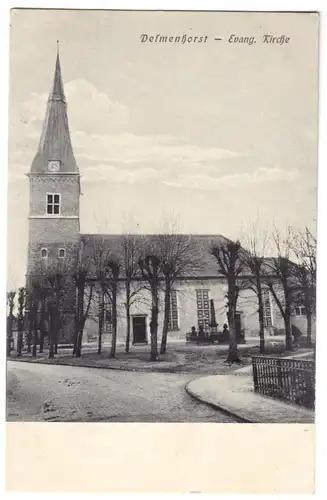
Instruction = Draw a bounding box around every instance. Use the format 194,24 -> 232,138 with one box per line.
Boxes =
41,248 -> 48,259
47,193 -> 61,215
58,248 -> 66,259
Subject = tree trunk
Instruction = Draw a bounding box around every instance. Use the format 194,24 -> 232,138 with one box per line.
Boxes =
269,281 -> 293,351
225,278 -> 240,363
48,306 -> 54,359
32,318 -> 37,358
73,327 -> 77,356
30,301 -> 38,357
17,329 -> 23,357
306,308 -> 312,348
74,286 -> 85,358
27,315 -> 32,353
110,284 -> 118,358
52,300 -> 59,355
227,313 -> 238,362
77,329 -> 83,357
284,308 -> 293,351
74,328 -> 83,357
160,279 -> 170,355
39,303 -> 46,353
98,290 -> 104,355
16,313 -> 23,357
74,324 -> 83,358
150,280 -> 159,361
39,329 -> 45,353
125,282 -> 131,353
7,315 -> 13,357
257,281 -> 265,354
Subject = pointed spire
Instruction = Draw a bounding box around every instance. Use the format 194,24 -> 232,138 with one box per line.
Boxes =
50,41 -> 65,102
30,44 -> 78,174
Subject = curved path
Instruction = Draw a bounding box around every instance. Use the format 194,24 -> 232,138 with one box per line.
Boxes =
7,361 -> 236,422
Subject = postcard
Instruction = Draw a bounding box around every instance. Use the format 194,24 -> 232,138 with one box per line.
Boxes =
6,8 -> 318,493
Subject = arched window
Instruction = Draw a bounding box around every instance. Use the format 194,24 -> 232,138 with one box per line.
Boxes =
41,248 -> 48,259
58,248 -> 66,259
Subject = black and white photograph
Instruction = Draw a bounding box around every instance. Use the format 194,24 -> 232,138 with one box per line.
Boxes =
6,9 -> 318,429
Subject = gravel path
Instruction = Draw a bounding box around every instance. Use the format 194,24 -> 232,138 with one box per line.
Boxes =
7,361 -> 237,423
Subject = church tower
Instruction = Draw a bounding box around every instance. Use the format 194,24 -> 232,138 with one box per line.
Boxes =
27,45 -> 80,343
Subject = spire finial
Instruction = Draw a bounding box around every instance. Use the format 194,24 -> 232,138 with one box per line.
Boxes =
50,41 -> 65,102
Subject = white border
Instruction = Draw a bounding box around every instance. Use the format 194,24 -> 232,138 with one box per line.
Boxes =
1,2 -> 326,500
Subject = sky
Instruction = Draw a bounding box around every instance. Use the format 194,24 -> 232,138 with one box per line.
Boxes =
7,10 -> 318,288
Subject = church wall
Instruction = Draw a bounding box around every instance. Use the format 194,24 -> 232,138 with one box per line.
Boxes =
28,220 -> 80,250
29,175 -> 80,216
82,278 -> 288,346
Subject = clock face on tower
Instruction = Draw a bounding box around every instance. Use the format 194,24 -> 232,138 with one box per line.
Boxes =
48,160 -> 60,172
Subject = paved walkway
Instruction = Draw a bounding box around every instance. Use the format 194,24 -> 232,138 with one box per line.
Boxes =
185,364 -> 315,423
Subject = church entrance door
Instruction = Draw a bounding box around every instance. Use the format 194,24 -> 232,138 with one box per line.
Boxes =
132,315 -> 147,344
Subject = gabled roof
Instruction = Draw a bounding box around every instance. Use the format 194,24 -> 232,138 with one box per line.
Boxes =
81,233 -> 230,279
80,233 -> 292,282
30,48 -> 78,174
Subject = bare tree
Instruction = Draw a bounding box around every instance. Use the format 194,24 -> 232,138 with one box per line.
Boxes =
211,240 -> 243,363
6,291 -> 16,357
38,283 -> 48,354
97,288 -> 105,354
290,227 -> 316,347
46,271 -> 65,358
104,259 -> 121,358
264,226 -> 295,351
29,258 -> 69,358
74,238 -> 94,357
240,226 -> 268,354
139,254 -> 161,361
154,229 -> 202,355
27,276 -> 50,357
91,237 -> 112,355
16,287 -> 26,357
28,279 -> 40,357
25,292 -> 33,353
120,233 -> 145,353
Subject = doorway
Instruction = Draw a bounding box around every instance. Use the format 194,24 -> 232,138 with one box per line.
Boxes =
132,315 -> 147,344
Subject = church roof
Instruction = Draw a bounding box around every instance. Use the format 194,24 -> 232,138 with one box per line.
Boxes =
30,47 -> 78,174
80,233 -> 281,281
81,233 -> 231,279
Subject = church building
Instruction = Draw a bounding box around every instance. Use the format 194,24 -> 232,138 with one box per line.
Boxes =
26,49 -> 309,347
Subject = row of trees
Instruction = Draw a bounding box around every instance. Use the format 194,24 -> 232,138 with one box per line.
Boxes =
7,227 -> 203,361
7,223 -> 316,363
89,230 -> 202,361
216,225 -> 316,362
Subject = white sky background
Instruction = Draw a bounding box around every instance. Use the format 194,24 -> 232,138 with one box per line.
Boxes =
7,10 -> 318,287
